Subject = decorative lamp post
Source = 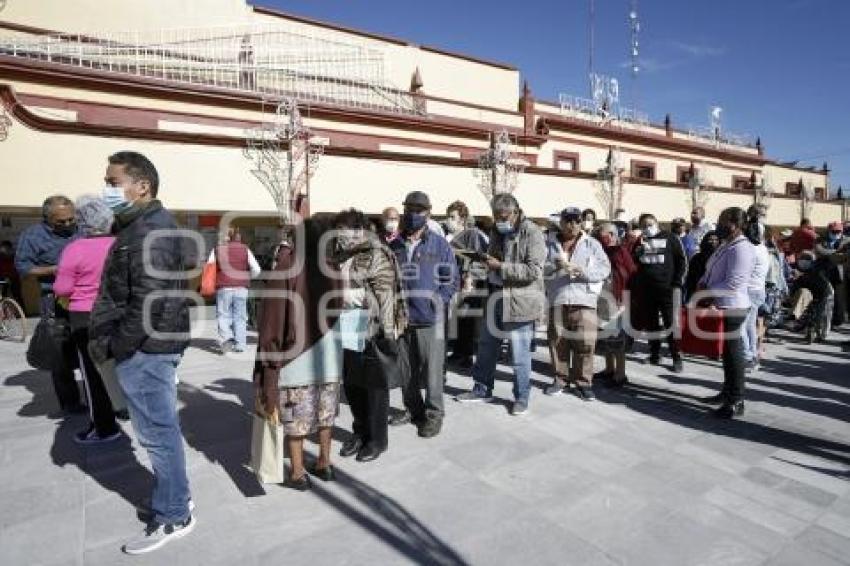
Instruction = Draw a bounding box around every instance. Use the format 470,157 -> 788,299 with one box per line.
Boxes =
799,177 -> 815,221
474,130 -> 524,202
0,99 -> 11,141
753,170 -> 773,211
685,161 -> 708,212
595,146 -> 625,220
243,98 -> 324,224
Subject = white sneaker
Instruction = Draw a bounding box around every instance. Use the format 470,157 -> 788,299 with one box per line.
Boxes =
123,514 -> 196,555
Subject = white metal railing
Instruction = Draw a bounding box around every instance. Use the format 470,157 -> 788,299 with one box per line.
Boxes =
0,24 -> 423,115
685,125 -> 755,151
558,92 -> 650,130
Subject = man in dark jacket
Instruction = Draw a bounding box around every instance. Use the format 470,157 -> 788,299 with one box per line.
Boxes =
444,199 -> 489,368
89,151 -> 194,554
389,191 -> 458,438
15,195 -> 82,414
631,213 -> 687,372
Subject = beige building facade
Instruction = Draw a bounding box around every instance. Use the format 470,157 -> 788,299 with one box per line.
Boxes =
0,0 -> 844,240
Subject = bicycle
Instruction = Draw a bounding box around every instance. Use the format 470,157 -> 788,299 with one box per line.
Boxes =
0,278 -> 27,342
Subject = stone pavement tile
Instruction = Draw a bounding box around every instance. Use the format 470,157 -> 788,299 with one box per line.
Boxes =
777,476 -> 840,509
439,426 -> 562,476
602,511 -> 768,566
703,486 -> 810,537
477,444 -> 606,507
590,427 -> 674,461
764,543 -> 848,566
558,437 -> 645,478
674,440 -> 752,475
542,482 -> 671,548
527,405 -> 614,443
742,466 -> 791,488
723,476 -> 826,522
829,494 -> 850,517
0,507 -> 84,566
451,508 -> 620,566
642,449 -> 739,495
0,479 -> 84,530
796,524 -> 850,564
82,494 -> 148,552
257,521 -> 431,566
757,457 -> 850,497
670,499 -> 789,556
817,511 -> 850,539
688,430 -> 781,467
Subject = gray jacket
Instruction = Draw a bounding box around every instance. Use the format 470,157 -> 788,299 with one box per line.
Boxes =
544,232 -> 611,309
487,215 -> 546,322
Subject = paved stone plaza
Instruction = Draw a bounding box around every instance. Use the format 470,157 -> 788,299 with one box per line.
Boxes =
1,316 -> 849,565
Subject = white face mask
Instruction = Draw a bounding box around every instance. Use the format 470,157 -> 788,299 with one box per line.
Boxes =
384,220 -> 399,233
643,224 -> 659,238
446,218 -> 464,234
581,220 -> 594,231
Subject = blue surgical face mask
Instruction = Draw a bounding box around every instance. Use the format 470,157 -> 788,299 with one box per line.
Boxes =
402,211 -> 428,233
102,185 -> 129,211
495,221 -> 514,235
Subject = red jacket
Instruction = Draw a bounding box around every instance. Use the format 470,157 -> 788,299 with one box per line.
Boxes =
789,227 -> 816,257
215,242 -> 251,289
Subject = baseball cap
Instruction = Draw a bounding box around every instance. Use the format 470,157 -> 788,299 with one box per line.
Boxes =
559,207 -> 582,221
402,190 -> 431,209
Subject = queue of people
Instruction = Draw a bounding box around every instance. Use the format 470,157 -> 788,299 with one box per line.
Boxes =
13,148 -> 850,555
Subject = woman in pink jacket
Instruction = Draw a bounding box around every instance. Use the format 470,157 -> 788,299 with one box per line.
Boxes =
54,195 -> 119,444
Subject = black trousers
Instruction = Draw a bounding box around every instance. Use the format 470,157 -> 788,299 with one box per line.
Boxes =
41,295 -> 81,411
69,311 -> 119,436
343,349 -> 389,449
451,294 -> 484,358
720,309 -> 748,403
645,290 -> 681,360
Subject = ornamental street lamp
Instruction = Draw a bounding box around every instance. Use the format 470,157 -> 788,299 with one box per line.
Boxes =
474,130 -> 524,202
243,98 -> 324,224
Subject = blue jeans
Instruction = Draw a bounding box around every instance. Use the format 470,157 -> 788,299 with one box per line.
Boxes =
116,351 -> 190,525
216,287 -> 248,349
471,297 -> 534,403
742,289 -> 765,362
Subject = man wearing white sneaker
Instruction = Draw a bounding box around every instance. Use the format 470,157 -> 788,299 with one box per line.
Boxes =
89,152 -> 194,554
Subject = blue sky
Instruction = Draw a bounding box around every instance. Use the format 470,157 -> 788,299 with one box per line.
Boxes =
263,0 -> 850,194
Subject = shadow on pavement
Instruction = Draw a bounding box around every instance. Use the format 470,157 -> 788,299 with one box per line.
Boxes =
599,380 -> 850,470
307,464 -> 471,566
50,416 -> 153,511
5,369 -> 65,418
177,379 -> 266,498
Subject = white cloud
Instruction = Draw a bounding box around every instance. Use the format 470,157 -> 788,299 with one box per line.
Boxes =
670,41 -> 727,58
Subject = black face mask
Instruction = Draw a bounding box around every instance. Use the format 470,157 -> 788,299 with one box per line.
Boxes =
402,212 -> 428,233
52,223 -> 76,238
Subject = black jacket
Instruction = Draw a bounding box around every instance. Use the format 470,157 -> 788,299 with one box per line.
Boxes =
90,200 -> 190,363
633,231 -> 688,290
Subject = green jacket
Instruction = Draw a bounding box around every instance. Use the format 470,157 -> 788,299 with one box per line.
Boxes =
487,215 -> 546,322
